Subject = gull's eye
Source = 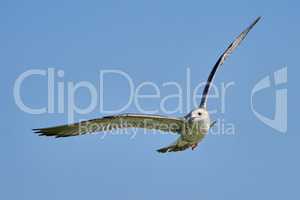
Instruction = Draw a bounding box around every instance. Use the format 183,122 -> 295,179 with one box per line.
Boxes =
198,112 -> 202,116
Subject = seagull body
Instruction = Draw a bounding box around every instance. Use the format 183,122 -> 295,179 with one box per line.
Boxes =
34,17 -> 261,153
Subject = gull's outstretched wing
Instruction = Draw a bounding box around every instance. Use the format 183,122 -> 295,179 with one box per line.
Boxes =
33,114 -> 184,138
199,17 -> 261,108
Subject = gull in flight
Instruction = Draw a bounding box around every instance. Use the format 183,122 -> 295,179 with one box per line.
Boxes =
33,17 -> 261,153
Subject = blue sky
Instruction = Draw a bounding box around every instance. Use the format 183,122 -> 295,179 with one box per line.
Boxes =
1,0 -> 298,199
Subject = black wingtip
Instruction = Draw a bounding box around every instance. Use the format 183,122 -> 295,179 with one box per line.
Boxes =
256,16 -> 262,22
32,128 -> 46,136
32,128 -> 52,137
251,16 -> 262,27
32,128 -> 42,134
245,17 -> 261,33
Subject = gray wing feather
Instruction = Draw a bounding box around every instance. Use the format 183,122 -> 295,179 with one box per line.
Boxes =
33,114 -> 184,138
199,17 -> 261,108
